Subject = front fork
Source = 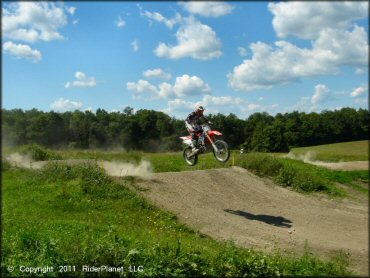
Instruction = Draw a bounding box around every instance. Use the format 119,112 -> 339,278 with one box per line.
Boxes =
205,133 -> 219,152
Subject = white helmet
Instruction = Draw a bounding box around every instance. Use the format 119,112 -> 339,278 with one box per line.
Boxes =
195,105 -> 205,112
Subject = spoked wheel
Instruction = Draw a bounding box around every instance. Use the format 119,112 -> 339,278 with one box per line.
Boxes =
183,147 -> 198,166
213,140 -> 230,163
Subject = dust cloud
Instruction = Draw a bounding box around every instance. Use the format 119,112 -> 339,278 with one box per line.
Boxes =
5,153 -> 45,169
98,160 -> 153,179
285,151 -> 317,162
4,152 -> 153,179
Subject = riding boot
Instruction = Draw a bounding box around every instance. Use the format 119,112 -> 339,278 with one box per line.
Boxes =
191,139 -> 199,153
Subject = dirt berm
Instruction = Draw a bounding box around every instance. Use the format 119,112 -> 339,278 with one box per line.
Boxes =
135,166 -> 368,276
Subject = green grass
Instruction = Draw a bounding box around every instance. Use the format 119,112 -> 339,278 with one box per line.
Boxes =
52,149 -> 238,173
2,163 -> 352,277
289,140 -> 368,162
235,152 -> 368,197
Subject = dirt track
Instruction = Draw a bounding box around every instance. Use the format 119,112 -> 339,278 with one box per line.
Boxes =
136,167 -> 368,276
305,160 -> 368,171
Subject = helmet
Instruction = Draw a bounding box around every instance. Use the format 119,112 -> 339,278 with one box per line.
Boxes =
195,105 -> 205,112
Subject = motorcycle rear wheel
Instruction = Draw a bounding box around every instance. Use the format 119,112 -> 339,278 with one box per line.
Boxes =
183,146 -> 198,166
212,140 -> 230,163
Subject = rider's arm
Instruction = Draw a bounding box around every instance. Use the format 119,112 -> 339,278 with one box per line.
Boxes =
186,112 -> 196,124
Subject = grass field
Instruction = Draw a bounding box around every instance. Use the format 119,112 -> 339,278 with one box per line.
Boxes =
3,141 -> 368,276
288,140 -> 368,162
2,163 -> 352,277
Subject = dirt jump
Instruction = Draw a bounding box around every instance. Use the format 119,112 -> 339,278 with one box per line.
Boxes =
135,166 -> 368,276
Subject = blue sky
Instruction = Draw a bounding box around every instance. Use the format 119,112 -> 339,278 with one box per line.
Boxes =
2,1 -> 369,119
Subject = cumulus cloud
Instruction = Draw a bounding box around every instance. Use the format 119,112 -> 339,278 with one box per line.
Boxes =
3,41 -> 42,62
143,68 -> 172,80
115,16 -> 126,28
2,2 -> 72,43
138,5 -> 182,29
162,99 -> 198,116
127,80 -> 158,99
65,72 -> 97,88
131,40 -> 139,52
228,25 -> 368,91
50,97 -> 83,112
154,17 -> 222,60
350,85 -> 367,98
179,1 -> 234,18
268,2 -> 368,39
163,95 -> 261,118
311,84 -> 332,105
127,74 -> 211,100
172,75 -> 211,97
291,85 -> 334,112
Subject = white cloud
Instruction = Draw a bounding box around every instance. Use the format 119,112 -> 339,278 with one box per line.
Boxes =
350,85 -> 367,98
291,85 -> 334,112
72,19 -> 79,25
127,74 -> 211,100
50,97 -> 83,112
139,6 -> 182,29
268,2 -> 368,39
65,72 -> 97,88
291,97 -> 312,112
154,17 -> 222,60
131,40 -> 139,52
67,6 -> 76,16
172,75 -> 211,97
311,84 -> 332,105
127,79 -> 158,99
162,99 -> 197,117
238,47 -> 247,57
3,2 -> 71,43
143,68 -> 172,80
355,68 -> 365,75
179,2 -> 234,18
3,41 -> 41,62
354,97 -> 368,105
228,26 -> 368,91
115,16 -> 126,28
163,95 -> 261,118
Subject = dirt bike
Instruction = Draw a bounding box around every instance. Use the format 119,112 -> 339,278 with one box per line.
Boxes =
180,123 -> 230,166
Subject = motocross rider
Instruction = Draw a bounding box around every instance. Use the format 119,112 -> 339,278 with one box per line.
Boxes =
185,105 -> 210,154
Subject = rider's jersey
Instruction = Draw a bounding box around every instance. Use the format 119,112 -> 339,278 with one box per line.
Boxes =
185,111 -> 208,126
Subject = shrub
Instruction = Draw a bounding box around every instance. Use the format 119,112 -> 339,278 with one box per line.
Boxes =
239,152 -> 283,176
275,162 -> 329,193
275,164 -> 296,187
20,144 -> 62,161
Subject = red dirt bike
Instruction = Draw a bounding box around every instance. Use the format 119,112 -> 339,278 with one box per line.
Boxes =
180,123 -> 230,166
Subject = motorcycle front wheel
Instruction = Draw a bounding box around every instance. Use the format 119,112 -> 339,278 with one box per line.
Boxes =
212,140 -> 230,163
183,146 -> 198,166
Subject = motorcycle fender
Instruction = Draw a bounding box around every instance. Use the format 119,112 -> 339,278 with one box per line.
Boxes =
180,136 -> 192,146
209,130 -> 222,136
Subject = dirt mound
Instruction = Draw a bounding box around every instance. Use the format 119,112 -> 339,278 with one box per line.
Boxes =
136,167 -> 368,275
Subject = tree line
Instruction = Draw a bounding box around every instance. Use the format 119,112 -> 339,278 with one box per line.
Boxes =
2,107 -> 368,152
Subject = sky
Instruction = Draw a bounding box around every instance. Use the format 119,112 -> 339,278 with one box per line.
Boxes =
2,1 -> 369,119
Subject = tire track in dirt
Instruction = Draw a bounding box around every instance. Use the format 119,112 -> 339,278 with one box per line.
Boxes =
136,166 -> 368,276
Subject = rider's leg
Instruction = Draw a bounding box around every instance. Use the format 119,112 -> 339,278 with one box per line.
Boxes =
191,132 -> 198,151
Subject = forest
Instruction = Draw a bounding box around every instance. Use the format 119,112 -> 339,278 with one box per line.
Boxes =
2,107 -> 369,152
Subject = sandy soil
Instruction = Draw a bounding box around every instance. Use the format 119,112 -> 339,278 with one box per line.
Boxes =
136,167 -> 369,276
